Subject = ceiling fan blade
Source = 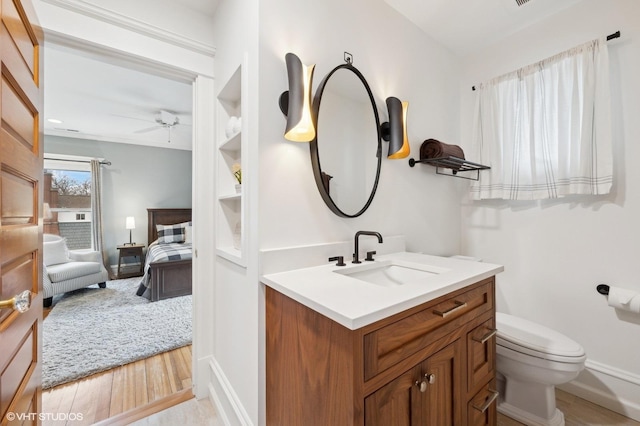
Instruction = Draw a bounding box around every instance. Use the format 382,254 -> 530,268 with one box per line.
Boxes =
134,125 -> 162,134
110,113 -> 155,124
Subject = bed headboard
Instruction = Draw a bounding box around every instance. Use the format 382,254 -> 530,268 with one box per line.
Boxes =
147,208 -> 192,243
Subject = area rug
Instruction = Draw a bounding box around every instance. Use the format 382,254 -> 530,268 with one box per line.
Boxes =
42,277 -> 192,389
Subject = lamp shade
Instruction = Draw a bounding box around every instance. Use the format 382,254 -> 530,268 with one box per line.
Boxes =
384,97 -> 410,159
281,53 -> 316,142
125,216 -> 135,230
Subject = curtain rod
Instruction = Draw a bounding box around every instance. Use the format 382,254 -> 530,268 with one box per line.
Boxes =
471,30 -> 621,91
44,157 -> 112,166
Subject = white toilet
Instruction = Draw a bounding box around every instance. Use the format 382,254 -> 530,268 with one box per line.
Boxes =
496,312 -> 587,426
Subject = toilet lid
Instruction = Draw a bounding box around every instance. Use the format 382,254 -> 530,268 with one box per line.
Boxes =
496,312 -> 585,359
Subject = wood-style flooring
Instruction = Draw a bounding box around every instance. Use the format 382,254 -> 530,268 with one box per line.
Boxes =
498,388 -> 640,426
41,322 -> 192,426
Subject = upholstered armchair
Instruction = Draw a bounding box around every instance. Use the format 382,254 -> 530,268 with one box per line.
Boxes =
43,234 -> 109,307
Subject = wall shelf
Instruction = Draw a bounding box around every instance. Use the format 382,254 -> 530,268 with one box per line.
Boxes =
408,156 -> 490,181
219,193 -> 241,201
215,62 -> 246,267
219,132 -> 241,151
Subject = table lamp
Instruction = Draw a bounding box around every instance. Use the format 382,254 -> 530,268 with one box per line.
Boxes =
125,216 -> 135,245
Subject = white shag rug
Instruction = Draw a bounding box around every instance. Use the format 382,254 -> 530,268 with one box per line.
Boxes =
42,278 -> 192,389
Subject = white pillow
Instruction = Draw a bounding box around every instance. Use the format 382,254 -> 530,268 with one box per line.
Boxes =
184,224 -> 193,244
43,238 -> 70,266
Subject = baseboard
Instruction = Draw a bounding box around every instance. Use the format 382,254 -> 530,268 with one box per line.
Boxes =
93,388 -> 193,426
559,359 -> 640,422
208,357 -> 253,426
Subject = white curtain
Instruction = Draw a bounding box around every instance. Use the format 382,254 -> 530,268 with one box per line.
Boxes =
90,159 -> 112,278
470,37 -> 612,200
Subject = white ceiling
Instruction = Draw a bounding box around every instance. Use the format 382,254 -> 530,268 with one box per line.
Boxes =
43,0 -> 581,152
383,0 -> 585,56
44,45 -> 193,151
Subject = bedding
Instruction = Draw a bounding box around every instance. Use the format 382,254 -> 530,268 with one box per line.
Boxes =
136,240 -> 192,297
141,208 -> 193,301
156,223 -> 186,244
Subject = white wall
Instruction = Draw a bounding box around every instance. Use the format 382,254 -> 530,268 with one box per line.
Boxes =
210,0 -> 260,424
258,0 -> 464,255
80,0 -> 215,47
459,0 -> 640,419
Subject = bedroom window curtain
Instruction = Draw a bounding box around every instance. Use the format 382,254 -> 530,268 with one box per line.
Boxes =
470,37 -> 613,200
90,159 -> 113,278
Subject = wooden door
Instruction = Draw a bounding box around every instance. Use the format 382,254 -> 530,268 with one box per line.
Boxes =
364,341 -> 462,426
0,0 -> 43,424
364,364 -> 424,426
424,341 -> 462,425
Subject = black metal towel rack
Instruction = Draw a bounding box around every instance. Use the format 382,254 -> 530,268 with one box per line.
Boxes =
408,156 -> 490,181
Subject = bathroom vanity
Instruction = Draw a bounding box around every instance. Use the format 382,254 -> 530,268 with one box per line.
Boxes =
263,252 -> 503,425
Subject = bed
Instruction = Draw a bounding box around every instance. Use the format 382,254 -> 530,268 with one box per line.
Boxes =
136,208 -> 192,301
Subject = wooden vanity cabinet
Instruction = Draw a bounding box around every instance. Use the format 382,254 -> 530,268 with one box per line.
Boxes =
266,276 -> 497,425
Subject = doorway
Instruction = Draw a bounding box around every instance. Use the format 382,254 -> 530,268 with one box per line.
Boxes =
40,35 -> 213,422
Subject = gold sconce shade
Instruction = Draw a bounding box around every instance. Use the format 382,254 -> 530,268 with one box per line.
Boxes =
279,53 -> 316,142
382,97 -> 410,159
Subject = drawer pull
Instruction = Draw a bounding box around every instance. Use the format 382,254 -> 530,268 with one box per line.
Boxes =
433,301 -> 467,318
473,328 -> 497,344
472,389 -> 499,413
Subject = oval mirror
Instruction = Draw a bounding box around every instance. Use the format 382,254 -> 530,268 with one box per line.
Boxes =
310,64 -> 382,218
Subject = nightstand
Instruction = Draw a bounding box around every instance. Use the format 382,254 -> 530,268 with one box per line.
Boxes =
116,244 -> 145,279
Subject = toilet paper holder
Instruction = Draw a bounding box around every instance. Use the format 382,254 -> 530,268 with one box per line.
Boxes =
596,284 -> 610,295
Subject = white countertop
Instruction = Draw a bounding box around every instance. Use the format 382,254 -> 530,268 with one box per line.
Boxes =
261,251 -> 503,330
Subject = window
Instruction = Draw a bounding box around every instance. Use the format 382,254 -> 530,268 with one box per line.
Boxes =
470,37 -> 613,201
44,156 -> 93,250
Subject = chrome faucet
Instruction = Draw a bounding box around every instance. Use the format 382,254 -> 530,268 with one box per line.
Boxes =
353,231 -> 383,264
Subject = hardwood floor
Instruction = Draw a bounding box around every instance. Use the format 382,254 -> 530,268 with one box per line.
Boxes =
498,388 -> 640,426
42,345 -> 192,426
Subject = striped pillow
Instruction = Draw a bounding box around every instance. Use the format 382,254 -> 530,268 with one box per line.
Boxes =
156,223 -> 185,244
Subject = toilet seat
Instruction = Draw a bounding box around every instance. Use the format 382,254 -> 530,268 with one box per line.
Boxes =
496,312 -> 586,363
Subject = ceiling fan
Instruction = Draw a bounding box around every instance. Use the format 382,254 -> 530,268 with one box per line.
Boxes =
134,110 -> 182,143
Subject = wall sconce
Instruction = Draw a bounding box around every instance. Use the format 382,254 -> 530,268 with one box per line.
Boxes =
125,216 -> 135,245
278,53 -> 316,142
381,97 -> 410,159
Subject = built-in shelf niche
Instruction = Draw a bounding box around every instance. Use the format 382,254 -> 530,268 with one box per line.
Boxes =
216,62 -> 246,266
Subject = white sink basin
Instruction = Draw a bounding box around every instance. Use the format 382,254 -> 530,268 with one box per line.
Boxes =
335,260 -> 449,287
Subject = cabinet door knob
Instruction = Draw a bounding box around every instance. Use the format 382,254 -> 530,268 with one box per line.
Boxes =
415,373 -> 435,392
0,290 -> 32,313
415,380 -> 428,393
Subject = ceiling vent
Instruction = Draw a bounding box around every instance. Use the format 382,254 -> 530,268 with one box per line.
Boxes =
515,0 -> 531,5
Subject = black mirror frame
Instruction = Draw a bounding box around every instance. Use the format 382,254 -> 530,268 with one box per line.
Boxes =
309,63 -> 382,218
